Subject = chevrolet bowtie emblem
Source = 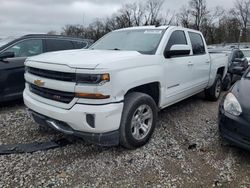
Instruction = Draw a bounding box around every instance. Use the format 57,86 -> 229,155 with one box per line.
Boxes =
34,79 -> 45,87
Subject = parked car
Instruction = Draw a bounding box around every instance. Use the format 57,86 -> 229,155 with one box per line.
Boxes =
0,35 -> 93,102
219,67 -> 250,150
23,26 -> 228,148
219,48 -> 249,91
240,48 -> 250,65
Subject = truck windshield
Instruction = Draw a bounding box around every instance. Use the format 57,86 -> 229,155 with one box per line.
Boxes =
91,29 -> 165,55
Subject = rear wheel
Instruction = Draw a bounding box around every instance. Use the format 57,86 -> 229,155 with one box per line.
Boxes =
205,74 -> 222,101
119,92 -> 157,149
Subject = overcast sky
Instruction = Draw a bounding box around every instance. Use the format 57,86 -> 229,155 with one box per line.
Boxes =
0,0 -> 234,38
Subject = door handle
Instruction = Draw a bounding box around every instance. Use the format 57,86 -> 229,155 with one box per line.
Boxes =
188,62 -> 194,66
205,61 -> 210,64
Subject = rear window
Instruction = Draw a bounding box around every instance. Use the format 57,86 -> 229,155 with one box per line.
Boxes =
45,39 -> 74,52
188,32 -> 206,55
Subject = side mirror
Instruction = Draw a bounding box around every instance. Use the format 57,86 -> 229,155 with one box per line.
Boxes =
164,45 -> 191,58
0,52 -> 15,61
231,66 -> 245,76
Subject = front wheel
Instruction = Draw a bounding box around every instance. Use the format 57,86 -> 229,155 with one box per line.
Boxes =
205,74 -> 222,101
119,92 -> 157,149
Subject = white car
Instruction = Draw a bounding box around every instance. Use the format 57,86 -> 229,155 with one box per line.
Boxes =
23,26 -> 228,149
240,48 -> 250,65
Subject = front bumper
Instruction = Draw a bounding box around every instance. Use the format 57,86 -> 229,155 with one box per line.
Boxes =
23,89 -> 123,145
29,110 -> 119,146
219,107 -> 250,150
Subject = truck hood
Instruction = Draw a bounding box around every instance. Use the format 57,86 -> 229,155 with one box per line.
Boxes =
28,49 -> 142,69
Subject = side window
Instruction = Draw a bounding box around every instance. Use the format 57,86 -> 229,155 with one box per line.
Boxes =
73,41 -> 88,49
188,32 -> 206,55
238,51 -> 244,59
4,39 -> 43,57
46,39 -> 74,52
165,30 -> 187,51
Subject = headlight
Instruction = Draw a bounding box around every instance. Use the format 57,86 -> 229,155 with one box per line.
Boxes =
76,73 -> 110,85
223,93 -> 242,116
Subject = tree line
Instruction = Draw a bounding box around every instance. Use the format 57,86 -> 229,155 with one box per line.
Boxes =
56,0 -> 250,45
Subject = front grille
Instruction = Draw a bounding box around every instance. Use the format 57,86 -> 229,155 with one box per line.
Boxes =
29,84 -> 75,103
27,67 -> 75,82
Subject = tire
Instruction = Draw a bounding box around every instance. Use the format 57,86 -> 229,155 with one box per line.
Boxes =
119,92 -> 157,149
222,73 -> 232,91
205,74 -> 222,101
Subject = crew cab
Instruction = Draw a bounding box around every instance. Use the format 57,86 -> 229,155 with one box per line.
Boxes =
23,26 -> 228,149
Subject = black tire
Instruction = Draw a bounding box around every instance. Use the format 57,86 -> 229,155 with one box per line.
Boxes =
119,92 -> 157,149
222,73 -> 232,91
205,74 -> 222,101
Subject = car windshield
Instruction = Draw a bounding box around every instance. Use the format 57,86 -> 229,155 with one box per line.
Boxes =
242,50 -> 250,57
0,37 -> 16,48
91,29 -> 165,54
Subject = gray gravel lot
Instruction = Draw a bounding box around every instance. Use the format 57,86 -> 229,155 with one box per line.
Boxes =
0,93 -> 250,188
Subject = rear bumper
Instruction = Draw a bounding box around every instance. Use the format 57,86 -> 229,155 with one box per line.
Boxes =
219,108 -> 250,150
23,89 -> 123,145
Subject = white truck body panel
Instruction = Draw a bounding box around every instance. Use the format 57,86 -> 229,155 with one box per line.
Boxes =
23,26 -> 228,136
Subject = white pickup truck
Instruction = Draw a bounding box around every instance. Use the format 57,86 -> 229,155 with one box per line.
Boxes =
23,26 -> 228,149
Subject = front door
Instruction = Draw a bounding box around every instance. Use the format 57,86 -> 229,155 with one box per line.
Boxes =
0,39 -> 43,100
163,30 -> 194,106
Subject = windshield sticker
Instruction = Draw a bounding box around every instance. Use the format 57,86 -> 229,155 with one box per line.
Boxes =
144,30 -> 162,34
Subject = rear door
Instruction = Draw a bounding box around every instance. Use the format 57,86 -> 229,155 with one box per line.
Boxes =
188,31 -> 210,91
0,39 -> 43,99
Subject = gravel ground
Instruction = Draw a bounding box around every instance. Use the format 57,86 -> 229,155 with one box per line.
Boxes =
0,93 -> 250,188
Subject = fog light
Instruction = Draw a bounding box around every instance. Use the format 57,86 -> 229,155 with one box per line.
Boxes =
86,114 -> 95,128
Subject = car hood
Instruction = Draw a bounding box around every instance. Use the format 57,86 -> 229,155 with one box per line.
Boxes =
232,78 -> 250,115
28,49 -> 142,69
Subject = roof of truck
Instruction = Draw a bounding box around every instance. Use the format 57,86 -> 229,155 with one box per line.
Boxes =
115,25 -> 202,34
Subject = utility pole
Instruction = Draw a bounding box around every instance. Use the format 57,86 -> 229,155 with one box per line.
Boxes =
238,29 -> 243,48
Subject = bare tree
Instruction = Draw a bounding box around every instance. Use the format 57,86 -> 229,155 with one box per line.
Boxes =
231,0 -> 250,41
144,0 -> 164,25
189,0 -> 209,30
131,2 -> 145,26
178,6 -> 192,28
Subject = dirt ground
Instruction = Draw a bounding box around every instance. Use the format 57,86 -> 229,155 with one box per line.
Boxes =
0,93 -> 250,188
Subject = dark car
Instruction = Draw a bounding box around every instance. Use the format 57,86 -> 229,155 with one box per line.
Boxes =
219,67 -> 250,150
222,48 -> 249,91
0,35 -> 93,102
